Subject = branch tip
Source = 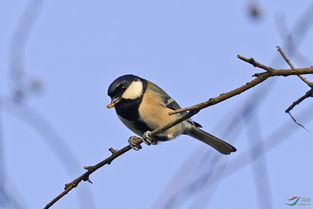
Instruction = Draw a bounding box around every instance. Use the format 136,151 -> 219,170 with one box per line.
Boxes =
109,148 -> 117,154
84,165 -> 93,171
287,112 -> 309,131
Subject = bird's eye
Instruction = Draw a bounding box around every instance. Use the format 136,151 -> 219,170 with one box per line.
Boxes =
121,86 -> 126,90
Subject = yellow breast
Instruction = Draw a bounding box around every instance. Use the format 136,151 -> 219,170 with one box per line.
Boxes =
138,85 -> 184,139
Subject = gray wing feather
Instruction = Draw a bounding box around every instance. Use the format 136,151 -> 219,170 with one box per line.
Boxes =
186,126 -> 236,155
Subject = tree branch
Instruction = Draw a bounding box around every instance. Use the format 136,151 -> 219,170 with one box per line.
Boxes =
44,48 -> 313,209
43,138 -> 139,209
170,55 -> 313,115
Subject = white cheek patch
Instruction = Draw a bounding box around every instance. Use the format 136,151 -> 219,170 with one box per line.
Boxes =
122,80 -> 143,99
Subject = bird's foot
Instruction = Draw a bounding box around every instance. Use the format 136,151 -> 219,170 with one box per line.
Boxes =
128,136 -> 142,151
142,131 -> 157,145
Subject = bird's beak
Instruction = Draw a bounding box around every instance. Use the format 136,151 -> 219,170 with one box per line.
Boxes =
107,97 -> 121,108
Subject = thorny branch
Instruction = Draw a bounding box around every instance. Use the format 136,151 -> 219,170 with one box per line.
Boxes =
44,47 -> 313,209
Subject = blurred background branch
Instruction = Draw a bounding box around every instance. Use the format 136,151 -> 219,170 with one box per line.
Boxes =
9,0 -> 45,103
3,0 -> 95,208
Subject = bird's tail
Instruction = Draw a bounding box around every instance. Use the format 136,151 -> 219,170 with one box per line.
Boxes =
186,127 -> 236,155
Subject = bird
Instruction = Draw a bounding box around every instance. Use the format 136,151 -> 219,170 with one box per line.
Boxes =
107,74 -> 236,155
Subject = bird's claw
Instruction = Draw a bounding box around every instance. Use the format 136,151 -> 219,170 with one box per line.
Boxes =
128,136 -> 142,151
142,131 -> 157,145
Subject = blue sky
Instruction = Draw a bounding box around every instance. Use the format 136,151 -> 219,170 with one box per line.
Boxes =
0,0 -> 313,209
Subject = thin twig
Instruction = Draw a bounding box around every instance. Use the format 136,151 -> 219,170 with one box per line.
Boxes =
276,46 -> 313,87
287,112 -> 309,131
237,55 -> 274,72
285,89 -> 313,113
276,46 -> 296,68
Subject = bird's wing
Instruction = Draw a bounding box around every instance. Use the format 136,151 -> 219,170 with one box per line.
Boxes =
147,81 -> 202,128
147,81 -> 181,110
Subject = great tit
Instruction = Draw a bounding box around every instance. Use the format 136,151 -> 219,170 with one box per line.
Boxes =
107,74 -> 236,155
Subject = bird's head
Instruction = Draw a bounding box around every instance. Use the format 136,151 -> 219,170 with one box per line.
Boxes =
107,74 -> 145,108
